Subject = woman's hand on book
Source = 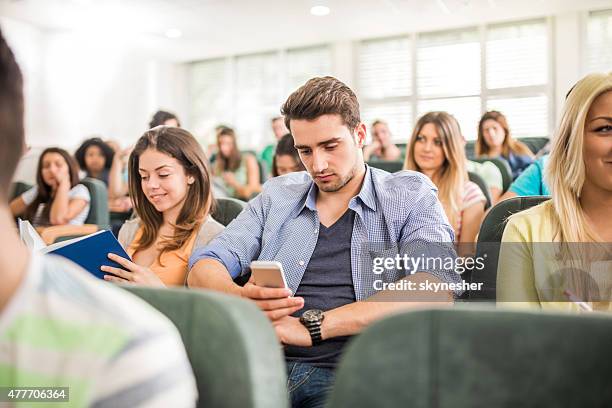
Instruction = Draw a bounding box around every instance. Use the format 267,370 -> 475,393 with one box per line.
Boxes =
101,253 -> 165,287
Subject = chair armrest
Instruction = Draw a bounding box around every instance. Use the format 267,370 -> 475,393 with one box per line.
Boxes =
39,224 -> 99,245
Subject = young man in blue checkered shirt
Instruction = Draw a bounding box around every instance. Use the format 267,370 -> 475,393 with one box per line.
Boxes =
189,76 -> 460,408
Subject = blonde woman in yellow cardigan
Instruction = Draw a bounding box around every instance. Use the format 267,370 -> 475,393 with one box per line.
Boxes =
497,72 -> 612,311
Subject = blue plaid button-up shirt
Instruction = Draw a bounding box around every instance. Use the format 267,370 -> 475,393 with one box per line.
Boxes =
189,166 -> 461,300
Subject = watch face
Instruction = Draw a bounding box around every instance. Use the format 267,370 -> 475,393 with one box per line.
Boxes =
302,309 -> 323,323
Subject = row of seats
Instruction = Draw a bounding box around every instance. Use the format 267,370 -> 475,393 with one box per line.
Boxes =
124,285 -> 612,408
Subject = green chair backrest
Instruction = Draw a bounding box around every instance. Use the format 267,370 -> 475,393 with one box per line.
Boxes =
465,140 -> 476,159
518,136 -> 549,155
470,196 -> 550,300
367,160 -> 404,173
471,157 -> 513,192
9,181 -> 32,202
396,143 -> 407,160
468,171 -> 491,210
121,286 -> 289,408
80,177 -> 110,229
328,308 -> 612,408
211,197 -> 247,227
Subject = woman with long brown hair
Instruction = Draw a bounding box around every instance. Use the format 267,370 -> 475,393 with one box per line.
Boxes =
10,147 -> 90,227
102,126 -> 224,287
476,110 -> 534,179
404,112 -> 486,246
213,126 -> 261,199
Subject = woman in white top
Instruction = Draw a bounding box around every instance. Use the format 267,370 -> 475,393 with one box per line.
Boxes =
10,147 -> 90,227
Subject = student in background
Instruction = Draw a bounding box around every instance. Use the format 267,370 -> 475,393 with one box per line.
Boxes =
363,119 -> 402,162
476,111 -> 534,179
404,111 -> 486,246
149,109 -> 180,128
74,137 -> 114,185
466,158 -> 503,204
10,147 -> 90,227
213,126 -> 261,199
272,133 -> 305,177
498,154 -> 550,202
497,72 -> 612,311
260,116 -> 290,172
0,28 -> 197,408
102,126 -> 224,287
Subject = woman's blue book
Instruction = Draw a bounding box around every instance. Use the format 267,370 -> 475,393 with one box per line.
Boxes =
41,230 -> 132,279
18,220 -> 131,279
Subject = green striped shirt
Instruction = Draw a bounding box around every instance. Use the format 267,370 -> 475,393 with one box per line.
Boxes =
0,253 -> 197,407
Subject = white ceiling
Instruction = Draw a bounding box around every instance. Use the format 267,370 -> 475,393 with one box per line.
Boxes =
1,0 -> 611,62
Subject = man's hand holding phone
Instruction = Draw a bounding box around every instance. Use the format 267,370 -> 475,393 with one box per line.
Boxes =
243,261 -> 304,321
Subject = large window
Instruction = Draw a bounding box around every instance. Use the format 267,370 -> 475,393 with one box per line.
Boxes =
585,9 -> 612,74
417,29 -> 481,139
485,20 -> 549,138
358,36 -> 413,143
189,45 -> 331,149
357,19 -> 551,141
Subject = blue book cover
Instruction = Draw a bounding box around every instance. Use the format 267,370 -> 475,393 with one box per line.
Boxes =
43,230 -> 131,279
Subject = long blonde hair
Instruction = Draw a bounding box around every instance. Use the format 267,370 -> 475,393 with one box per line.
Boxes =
545,72 -> 612,243
404,111 -> 468,230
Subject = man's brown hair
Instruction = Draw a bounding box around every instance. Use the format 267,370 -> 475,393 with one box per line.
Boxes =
281,76 -> 361,133
0,28 -> 25,200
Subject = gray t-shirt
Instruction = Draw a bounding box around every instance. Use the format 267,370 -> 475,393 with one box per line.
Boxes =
285,209 -> 356,368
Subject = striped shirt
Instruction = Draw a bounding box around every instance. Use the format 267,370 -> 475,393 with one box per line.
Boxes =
189,165 -> 461,300
0,252 -> 197,408
455,181 -> 487,242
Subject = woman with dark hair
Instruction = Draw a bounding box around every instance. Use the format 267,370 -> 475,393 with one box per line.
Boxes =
149,110 -> 180,128
272,133 -> 305,177
213,126 -> 261,199
102,126 -> 224,287
74,137 -> 114,185
476,111 -> 534,179
10,147 -> 90,227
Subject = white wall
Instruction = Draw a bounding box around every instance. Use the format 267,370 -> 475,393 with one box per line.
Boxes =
0,17 -> 46,147
1,17 -> 187,152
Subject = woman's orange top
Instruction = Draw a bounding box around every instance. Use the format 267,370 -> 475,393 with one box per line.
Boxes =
127,228 -> 198,286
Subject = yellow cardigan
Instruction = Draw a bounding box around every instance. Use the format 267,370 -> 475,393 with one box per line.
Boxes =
496,201 -> 612,312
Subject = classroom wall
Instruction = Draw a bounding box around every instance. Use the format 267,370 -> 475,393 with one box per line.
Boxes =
1,3 -> 608,155
1,17 -> 187,152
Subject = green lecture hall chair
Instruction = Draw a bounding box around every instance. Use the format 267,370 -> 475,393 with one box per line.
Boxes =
122,286 -> 289,408
469,195 -> 550,301
327,308 -> 612,408
211,197 -> 247,227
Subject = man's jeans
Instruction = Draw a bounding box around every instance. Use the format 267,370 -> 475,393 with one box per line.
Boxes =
286,361 -> 335,408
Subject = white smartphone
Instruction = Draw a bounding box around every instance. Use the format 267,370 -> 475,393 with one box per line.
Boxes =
250,260 -> 289,290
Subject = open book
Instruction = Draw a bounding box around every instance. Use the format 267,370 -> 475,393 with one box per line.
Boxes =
19,219 -> 131,279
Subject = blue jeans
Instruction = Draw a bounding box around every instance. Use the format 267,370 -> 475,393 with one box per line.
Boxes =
286,361 -> 335,408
